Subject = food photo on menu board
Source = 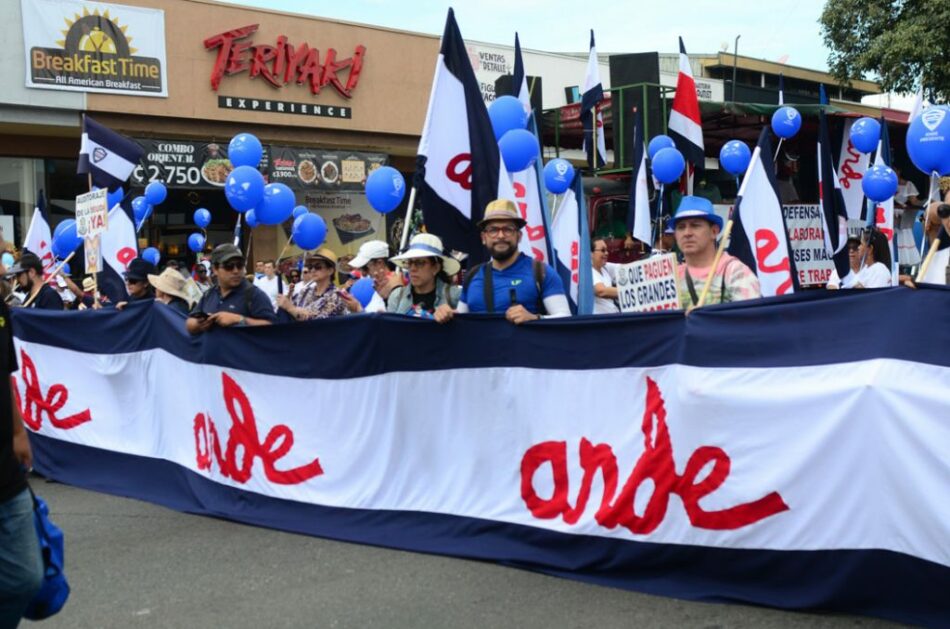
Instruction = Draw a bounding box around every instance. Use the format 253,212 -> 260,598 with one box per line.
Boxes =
282,192 -> 385,260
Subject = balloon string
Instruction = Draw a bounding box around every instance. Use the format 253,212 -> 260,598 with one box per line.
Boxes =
773,138 -> 784,164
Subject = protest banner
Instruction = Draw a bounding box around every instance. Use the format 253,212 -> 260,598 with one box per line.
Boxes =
615,252 -> 681,312
11,291 -> 948,626
76,188 -> 109,273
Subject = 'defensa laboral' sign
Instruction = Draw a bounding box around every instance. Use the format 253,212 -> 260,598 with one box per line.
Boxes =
22,0 -> 167,96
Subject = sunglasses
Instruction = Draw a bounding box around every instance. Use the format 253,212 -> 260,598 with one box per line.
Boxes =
307,264 -> 332,271
216,261 -> 244,271
405,258 -> 435,268
125,278 -> 144,285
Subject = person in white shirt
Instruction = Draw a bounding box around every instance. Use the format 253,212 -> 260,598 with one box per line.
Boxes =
347,240 -> 401,313
253,260 -> 282,310
590,239 -> 619,314
826,236 -> 861,289
853,230 -> 893,289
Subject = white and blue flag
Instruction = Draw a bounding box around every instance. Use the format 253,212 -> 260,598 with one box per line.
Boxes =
78,115 -> 145,190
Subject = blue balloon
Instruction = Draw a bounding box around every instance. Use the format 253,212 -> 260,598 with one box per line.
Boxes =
771,106 -> 802,139
906,105 -> 950,175
349,277 -> 375,308
53,219 -> 74,240
499,128 -> 538,173
224,165 -> 265,213
292,205 -> 309,219
488,95 -> 529,141
365,166 -> 406,214
187,232 -> 206,253
652,147 -> 686,185
131,196 -> 153,223
245,208 -> 259,229
648,135 -> 676,161
60,262 -> 71,275
256,183 -> 296,225
543,159 -> 575,194
144,181 -> 167,206
51,221 -> 82,259
292,213 -> 327,250
141,247 -> 161,266
107,186 -> 124,209
228,133 -> 263,168
862,164 -> 898,202
193,208 -> 212,229
719,140 -> 752,176
849,117 -> 881,154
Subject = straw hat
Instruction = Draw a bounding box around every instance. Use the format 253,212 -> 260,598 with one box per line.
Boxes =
391,233 -> 460,276
147,268 -> 192,303
308,247 -> 338,268
477,199 -> 526,229
82,277 -> 95,292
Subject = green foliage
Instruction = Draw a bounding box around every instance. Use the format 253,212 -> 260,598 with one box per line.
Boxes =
820,0 -> 950,100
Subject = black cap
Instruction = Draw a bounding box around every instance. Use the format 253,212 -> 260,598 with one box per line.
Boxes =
211,243 -> 243,266
5,252 -> 43,276
124,258 -> 157,282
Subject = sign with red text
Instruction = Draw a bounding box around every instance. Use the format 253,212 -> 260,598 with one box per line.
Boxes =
615,253 -> 680,312
23,0 -> 167,96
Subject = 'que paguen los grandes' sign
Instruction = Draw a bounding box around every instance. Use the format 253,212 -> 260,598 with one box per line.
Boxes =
21,0 -> 167,97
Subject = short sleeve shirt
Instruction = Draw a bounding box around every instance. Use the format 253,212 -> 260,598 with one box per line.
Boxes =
193,279 -> 276,322
31,284 -> 64,310
461,254 -> 565,314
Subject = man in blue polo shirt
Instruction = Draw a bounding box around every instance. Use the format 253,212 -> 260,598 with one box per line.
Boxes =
186,244 -> 275,334
435,199 -> 569,324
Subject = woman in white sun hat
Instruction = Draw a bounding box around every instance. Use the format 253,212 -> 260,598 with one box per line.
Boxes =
387,233 -> 461,318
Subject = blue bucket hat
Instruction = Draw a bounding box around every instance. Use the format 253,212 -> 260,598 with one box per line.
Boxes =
671,196 -> 723,230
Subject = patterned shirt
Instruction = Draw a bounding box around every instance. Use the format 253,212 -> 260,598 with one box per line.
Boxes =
676,253 -> 761,309
297,283 -> 346,319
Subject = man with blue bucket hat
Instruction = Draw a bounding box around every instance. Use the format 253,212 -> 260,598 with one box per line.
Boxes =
672,196 -> 760,309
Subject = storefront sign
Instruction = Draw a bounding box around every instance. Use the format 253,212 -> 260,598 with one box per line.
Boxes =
130,139 -> 270,190
615,253 -> 681,312
22,0 -> 167,97
269,147 -> 386,192
217,96 -> 351,119
204,24 -> 365,99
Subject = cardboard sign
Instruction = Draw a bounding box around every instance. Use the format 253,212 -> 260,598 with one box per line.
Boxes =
75,188 -> 109,238
84,234 -> 102,274
616,253 -> 681,313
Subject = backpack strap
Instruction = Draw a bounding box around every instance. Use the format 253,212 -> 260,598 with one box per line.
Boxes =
532,258 -> 547,315
483,264 -> 495,313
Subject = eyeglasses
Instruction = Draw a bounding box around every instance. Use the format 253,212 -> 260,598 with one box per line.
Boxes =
216,261 -> 244,271
483,225 -> 518,236
405,258 -> 435,268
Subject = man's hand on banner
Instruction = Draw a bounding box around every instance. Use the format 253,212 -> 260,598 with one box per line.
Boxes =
506,304 -> 540,325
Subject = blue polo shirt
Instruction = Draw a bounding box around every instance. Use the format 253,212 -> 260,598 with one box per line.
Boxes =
192,279 -> 276,322
461,254 -> 564,314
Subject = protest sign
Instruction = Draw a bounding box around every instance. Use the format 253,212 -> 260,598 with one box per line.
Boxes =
615,252 -> 681,312
76,188 -> 108,273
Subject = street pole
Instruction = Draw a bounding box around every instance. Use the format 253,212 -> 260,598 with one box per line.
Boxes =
732,35 -> 741,103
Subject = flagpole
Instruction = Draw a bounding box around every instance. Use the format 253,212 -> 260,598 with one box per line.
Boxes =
399,186 -> 418,253
694,220 -> 735,308
591,104 -> 599,173
916,226 -> 946,282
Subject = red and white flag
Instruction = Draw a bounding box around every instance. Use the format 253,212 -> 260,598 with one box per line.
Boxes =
668,37 -> 704,192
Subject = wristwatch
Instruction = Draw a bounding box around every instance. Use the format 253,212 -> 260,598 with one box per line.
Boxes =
238,315 -> 247,326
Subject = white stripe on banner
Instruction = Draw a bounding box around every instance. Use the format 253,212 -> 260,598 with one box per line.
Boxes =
80,133 -> 138,183
15,339 -> 950,568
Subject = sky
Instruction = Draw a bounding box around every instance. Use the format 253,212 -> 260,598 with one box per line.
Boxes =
219,0 -> 834,72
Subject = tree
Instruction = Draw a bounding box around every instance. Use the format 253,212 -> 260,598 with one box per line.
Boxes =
820,0 -> 950,101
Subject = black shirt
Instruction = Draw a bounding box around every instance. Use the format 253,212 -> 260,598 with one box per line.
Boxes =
192,279 -> 276,322
167,297 -> 190,316
412,289 -> 437,314
30,284 -> 64,310
0,301 -> 24,503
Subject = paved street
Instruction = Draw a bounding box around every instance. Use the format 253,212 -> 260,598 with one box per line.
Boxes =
26,479 -> 896,629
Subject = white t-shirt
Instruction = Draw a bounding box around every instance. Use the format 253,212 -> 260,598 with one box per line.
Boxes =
895,181 -> 919,206
254,275 -> 281,310
854,262 -> 892,288
826,268 -> 858,289
592,264 -> 620,314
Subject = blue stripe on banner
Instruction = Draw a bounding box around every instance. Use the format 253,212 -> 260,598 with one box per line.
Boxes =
11,286 -> 950,377
29,433 -> 947,627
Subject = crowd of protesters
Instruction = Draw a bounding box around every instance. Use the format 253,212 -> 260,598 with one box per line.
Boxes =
2,187 -> 948,327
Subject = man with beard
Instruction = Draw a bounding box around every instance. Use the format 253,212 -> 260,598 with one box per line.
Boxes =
5,253 -> 63,310
435,200 -> 569,324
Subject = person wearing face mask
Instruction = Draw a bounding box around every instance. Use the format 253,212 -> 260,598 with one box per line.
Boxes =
4,253 -> 62,310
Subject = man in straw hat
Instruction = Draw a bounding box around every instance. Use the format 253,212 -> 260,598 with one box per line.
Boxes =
387,233 -> 460,317
186,243 -> 275,334
435,199 -> 569,325
148,268 -> 194,316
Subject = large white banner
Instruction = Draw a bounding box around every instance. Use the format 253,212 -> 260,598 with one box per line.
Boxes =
14,339 -> 949,568
22,0 -> 167,97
